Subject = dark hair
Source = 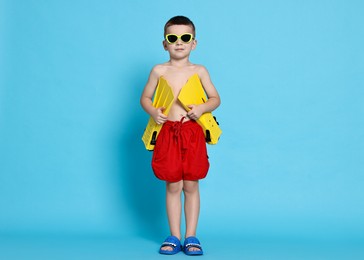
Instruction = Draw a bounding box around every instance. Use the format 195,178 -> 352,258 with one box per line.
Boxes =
164,16 -> 196,37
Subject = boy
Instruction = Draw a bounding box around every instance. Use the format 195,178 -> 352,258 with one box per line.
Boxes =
140,16 -> 220,255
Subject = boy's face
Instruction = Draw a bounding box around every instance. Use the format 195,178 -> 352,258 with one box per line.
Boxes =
163,24 -> 197,59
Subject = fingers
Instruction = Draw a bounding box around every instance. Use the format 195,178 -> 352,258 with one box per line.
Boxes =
156,114 -> 167,124
187,111 -> 198,120
187,104 -> 201,120
157,108 -> 167,119
187,113 -> 197,121
155,107 -> 167,124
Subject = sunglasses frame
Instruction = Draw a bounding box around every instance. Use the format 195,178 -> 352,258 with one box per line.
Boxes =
165,33 -> 194,44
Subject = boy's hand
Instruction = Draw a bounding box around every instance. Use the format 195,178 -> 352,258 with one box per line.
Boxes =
187,105 -> 203,120
153,107 -> 167,124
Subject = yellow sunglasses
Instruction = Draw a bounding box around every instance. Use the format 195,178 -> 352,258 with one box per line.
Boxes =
165,33 -> 194,44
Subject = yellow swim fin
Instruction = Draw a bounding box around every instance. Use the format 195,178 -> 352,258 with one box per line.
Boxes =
142,77 -> 174,150
177,74 -> 222,145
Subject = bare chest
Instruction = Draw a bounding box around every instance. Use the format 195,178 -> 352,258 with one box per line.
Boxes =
162,74 -> 195,97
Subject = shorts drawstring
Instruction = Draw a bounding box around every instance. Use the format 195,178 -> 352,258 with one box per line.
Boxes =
172,117 -> 185,142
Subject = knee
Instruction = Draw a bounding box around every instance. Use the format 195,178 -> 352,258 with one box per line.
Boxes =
166,181 -> 183,194
183,180 -> 199,194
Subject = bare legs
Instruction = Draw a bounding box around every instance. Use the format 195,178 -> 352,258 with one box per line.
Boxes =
161,180 -> 201,252
184,180 -> 200,239
166,181 -> 183,240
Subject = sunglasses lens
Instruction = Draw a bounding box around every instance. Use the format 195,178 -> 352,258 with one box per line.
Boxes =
181,34 -> 192,43
166,35 -> 178,43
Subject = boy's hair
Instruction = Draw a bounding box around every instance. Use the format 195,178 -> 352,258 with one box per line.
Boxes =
164,16 -> 196,37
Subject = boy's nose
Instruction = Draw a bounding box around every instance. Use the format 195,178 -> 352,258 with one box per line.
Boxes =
175,38 -> 183,45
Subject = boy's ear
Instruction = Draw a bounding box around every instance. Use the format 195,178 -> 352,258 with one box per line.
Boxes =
162,40 -> 168,50
192,39 -> 197,50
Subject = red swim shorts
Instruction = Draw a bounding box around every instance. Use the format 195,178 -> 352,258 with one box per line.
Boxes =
152,119 -> 209,182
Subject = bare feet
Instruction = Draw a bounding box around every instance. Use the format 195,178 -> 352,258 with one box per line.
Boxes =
183,237 -> 203,255
159,236 -> 182,255
160,245 -> 174,251
186,246 -> 201,252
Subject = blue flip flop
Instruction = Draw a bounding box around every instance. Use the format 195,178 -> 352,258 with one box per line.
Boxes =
183,236 -> 203,256
159,235 -> 182,255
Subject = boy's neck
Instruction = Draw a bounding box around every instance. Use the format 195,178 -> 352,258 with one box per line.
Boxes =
168,59 -> 192,68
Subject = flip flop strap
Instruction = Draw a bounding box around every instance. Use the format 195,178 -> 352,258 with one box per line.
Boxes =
161,242 -> 177,248
185,243 -> 202,250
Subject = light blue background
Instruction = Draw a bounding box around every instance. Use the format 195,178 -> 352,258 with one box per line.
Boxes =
1,0 -> 363,259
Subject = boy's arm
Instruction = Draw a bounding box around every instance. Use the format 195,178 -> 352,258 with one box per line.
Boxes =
187,66 -> 221,120
140,67 -> 168,124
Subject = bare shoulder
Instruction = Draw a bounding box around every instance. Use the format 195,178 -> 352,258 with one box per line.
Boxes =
194,65 -> 211,79
193,64 -> 219,99
193,64 -> 213,83
143,64 -> 168,92
150,64 -> 167,78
